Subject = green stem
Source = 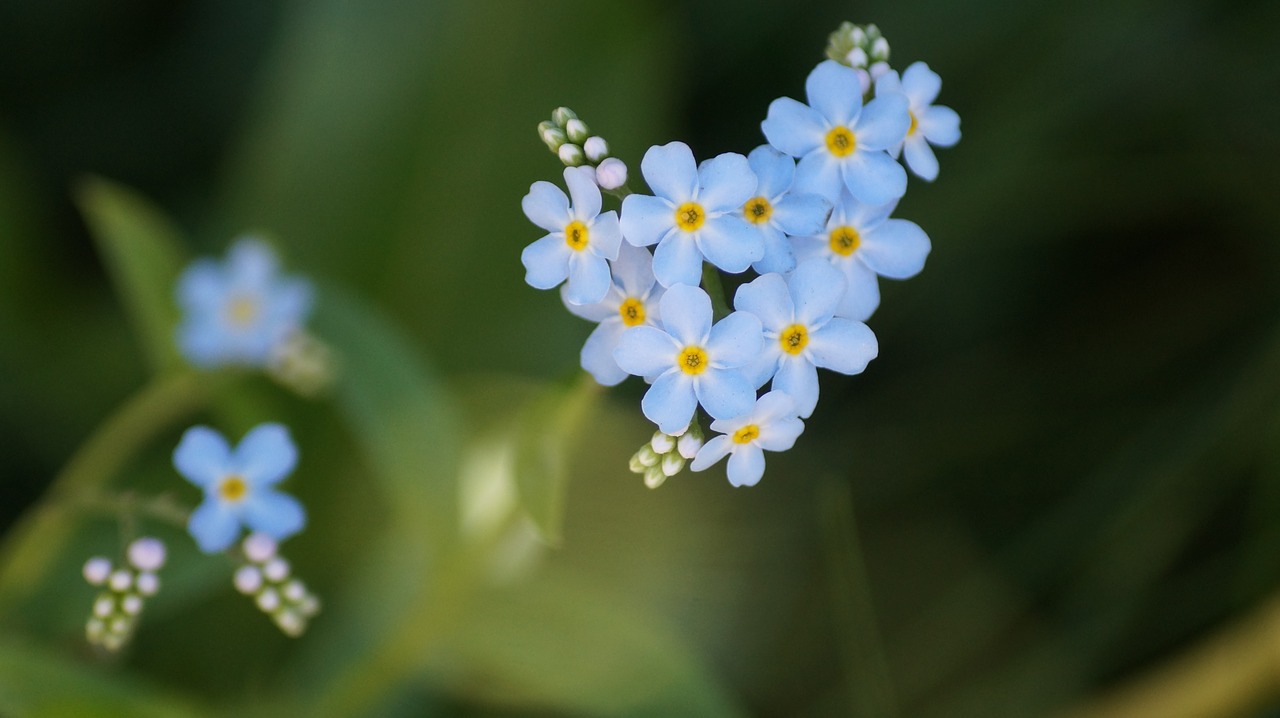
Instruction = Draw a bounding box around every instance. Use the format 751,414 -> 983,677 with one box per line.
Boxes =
701,263 -> 733,321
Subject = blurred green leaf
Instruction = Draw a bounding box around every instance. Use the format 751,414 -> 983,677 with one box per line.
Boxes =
75,177 -> 188,375
513,375 -> 600,545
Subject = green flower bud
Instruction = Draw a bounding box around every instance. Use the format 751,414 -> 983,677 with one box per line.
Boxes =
558,143 -> 586,167
565,118 -> 590,144
551,107 -> 578,128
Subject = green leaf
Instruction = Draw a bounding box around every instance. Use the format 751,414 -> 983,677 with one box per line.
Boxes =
513,375 -> 600,545
75,177 -> 188,375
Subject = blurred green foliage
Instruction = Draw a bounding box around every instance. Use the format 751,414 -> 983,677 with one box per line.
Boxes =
1,0 -> 1279,716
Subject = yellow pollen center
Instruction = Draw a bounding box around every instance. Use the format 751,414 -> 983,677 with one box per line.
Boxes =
743,196 -> 773,225
825,126 -> 856,157
618,298 -> 646,327
226,296 -> 258,326
732,424 -> 760,444
564,220 -> 590,251
678,346 -> 709,375
219,475 -> 248,502
907,110 -> 919,136
675,202 -> 705,232
829,226 -> 861,256
779,324 -> 809,355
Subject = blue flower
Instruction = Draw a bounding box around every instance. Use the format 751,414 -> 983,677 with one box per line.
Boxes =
521,166 -> 623,305
175,238 -> 313,369
174,423 -> 306,554
613,284 -> 762,434
689,391 -> 805,487
741,146 -> 833,275
562,243 -> 666,386
619,142 -> 764,288
762,60 -> 911,206
875,62 -> 961,181
793,190 -> 931,321
734,260 -> 878,417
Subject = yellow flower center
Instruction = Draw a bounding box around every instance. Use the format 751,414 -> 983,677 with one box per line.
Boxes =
219,474 -> 248,502
829,226 -> 861,256
564,220 -> 590,251
226,295 -> 258,326
907,110 -> 919,137
678,346 -> 709,375
675,202 -> 705,232
825,126 -> 856,157
779,324 -> 809,355
732,424 -> 760,444
743,196 -> 773,225
618,298 -> 646,327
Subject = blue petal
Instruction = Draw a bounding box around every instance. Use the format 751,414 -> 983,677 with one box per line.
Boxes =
743,347 -> 780,389
903,137 -> 939,181
267,277 -> 314,327
641,142 -> 698,202
753,224 -> 798,275
707,311 -> 763,368
733,272 -> 792,332
620,194 -> 676,248
614,326 -> 678,377
560,283 -> 615,322
521,234 -> 571,290
874,69 -> 903,97
242,490 -> 306,541
837,260 -> 881,321
689,435 -> 733,472
762,97 -> 825,158
651,234 -> 704,289
773,356 -> 820,418
177,319 -> 231,369
697,216 -> 763,274
855,93 -> 911,151
580,321 -> 628,386
694,367 -> 755,420
612,242 -> 657,298
747,145 -> 795,200
564,166 -> 602,220
757,417 -> 805,452
902,61 -> 942,106
522,180 -> 570,232
752,390 -> 798,425
659,284 -> 712,346
726,445 -> 766,487
235,423 -> 298,487
228,239 -> 279,289
808,318 -> 877,375
174,425 -> 231,488
188,499 -> 241,553
642,371 -> 699,434
805,59 -> 862,127
793,150 -> 843,202
565,251 -> 612,306
789,258 -> 845,326
176,260 -> 226,312
771,192 -> 832,237
696,153 -> 756,212
921,105 -> 961,147
861,218 -> 931,279
589,211 -> 622,261
841,151 -> 907,206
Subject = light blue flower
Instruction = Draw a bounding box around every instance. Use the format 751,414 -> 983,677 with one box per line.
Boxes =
173,423 -> 306,554
613,284 -> 762,434
762,59 -> 911,206
734,260 -> 878,417
689,391 -> 805,487
875,62 -> 961,181
741,146 -> 833,274
792,190 -> 931,321
561,243 -> 666,386
175,238 -> 313,369
521,166 -> 622,305
619,142 -> 764,288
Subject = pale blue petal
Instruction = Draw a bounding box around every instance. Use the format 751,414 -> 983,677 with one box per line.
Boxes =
174,426 -> 231,488
565,252 -> 612,306
789,258 -> 845,327
757,417 -> 804,452
753,390 -> 798,425
642,371 -> 698,434
696,153 -> 756,211
564,166 -> 601,221
696,368 -> 756,421
790,234 -> 828,264
809,318 -> 878,375
747,145 -> 795,199
762,98 -> 825,158
772,193 -> 832,237
268,278 -> 313,327
613,242 -> 657,298
901,61 -> 942,107
176,260 -> 226,311
188,500 -> 241,553
861,219 -> 931,279
805,59 -> 862,127
614,326 -> 678,377
589,211 -> 622,260
620,194 -> 676,248
743,348 -> 780,389
228,239 -> 278,289
837,260 -> 881,321
689,435 -> 733,472
842,192 -> 896,231
921,105 -> 961,147
581,321 -> 628,386
773,356 -> 820,418
697,216 -> 763,274
733,273 -> 793,331
560,284 -> 616,322
651,234 -> 704,289
903,136 -> 939,181
521,234 -> 570,290
242,490 -> 306,541
793,150 -> 843,202
726,445 -> 766,487
753,225 -> 798,275
855,94 -> 911,151
659,284 -> 712,345
235,423 -> 297,487
522,181 -> 571,232
707,311 -> 763,368
177,320 -> 232,369
841,151 -> 907,206
641,141 -> 698,202
874,69 -> 903,97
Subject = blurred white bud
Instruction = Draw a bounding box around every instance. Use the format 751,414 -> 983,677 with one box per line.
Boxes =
93,596 -> 115,618
846,47 -> 868,68
851,27 -> 867,45
263,557 -> 290,582
650,431 -> 675,454
86,618 -> 105,639
283,580 -> 306,602
583,136 -> 609,162
121,594 -> 143,616
109,617 -> 129,634
101,634 -> 124,652
257,588 -> 281,613
558,143 -> 586,166
136,572 -> 159,596
108,570 -> 132,593
234,565 -> 264,594
83,557 -> 112,585
300,595 -> 321,617
595,158 -> 628,190
275,610 -> 304,637
243,533 -> 277,563
677,431 -> 703,460
127,537 -> 166,572
564,118 -> 591,144
871,37 -> 890,60
661,451 -> 685,477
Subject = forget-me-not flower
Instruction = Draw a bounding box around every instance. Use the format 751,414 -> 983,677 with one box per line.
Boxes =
174,423 -> 306,554
793,189 -> 931,321
762,60 -> 910,206
875,62 -> 961,181
521,166 -> 622,305
619,142 -> 763,288
735,260 -> 878,417
562,242 -> 666,386
613,284 -> 763,434
741,145 -> 833,274
175,238 -> 313,369
689,391 -> 805,487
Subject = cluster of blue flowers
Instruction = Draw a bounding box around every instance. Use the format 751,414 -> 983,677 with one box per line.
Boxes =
520,23 -> 959,487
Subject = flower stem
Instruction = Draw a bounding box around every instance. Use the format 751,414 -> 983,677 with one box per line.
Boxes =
701,263 -> 733,321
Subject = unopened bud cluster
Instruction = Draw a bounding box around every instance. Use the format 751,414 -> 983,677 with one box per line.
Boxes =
268,330 -> 336,397
825,22 -> 892,93
232,533 -> 320,637
82,537 -> 166,652
537,107 -> 628,190
629,423 -> 704,489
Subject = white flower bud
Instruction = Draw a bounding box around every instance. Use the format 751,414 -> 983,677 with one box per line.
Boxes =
243,533 -> 277,563
851,27 -> 867,45
871,37 -> 890,60
283,580 -> 306,602
86,618 -> 105,639
93,595 -> 115,618
636,444 -> 660,467
677,431 -> 703,460
583,136 -> 609,162
629,453 -> 648,474
101,633 -> 124,652
846,47 -> 868,68
661,451 -> 685,477
300,595 -> 321,617
564,118 -> 590,144
551,107 -> 577,127
275,610 -> 305,637
558,143 -> 586,166
257,588 -> 281,613
643,465 -> 667,489
594,158 -> 627,190
869,61 -> 891,81
83,557 -> 112,585
109,617 -> 129,634
540,125 -> 568,151
108,570 -> 133,593
263,557 -> 290,582
234,565 -> 263,594
127,537 -> 166,571
121,594 -> 143,616
650,431 -> 675,454
135,572 -> 159,596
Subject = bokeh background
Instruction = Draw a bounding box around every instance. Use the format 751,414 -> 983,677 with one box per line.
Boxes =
2,0 -> 1280,716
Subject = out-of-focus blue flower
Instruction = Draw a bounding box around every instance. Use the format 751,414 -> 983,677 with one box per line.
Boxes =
689,391 -> 805,487
793,189 -> 931,321
875,62 -> 961,181
619,142 -> 764,288
174,423 -> 306,554
175,238 -> 313,369
562,243 -> 666,386
741,146 -> 833,275
735,260 -> 878,417
613,284 -> 762,434
521,166 -> 622,305
762,60 -> 910,206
